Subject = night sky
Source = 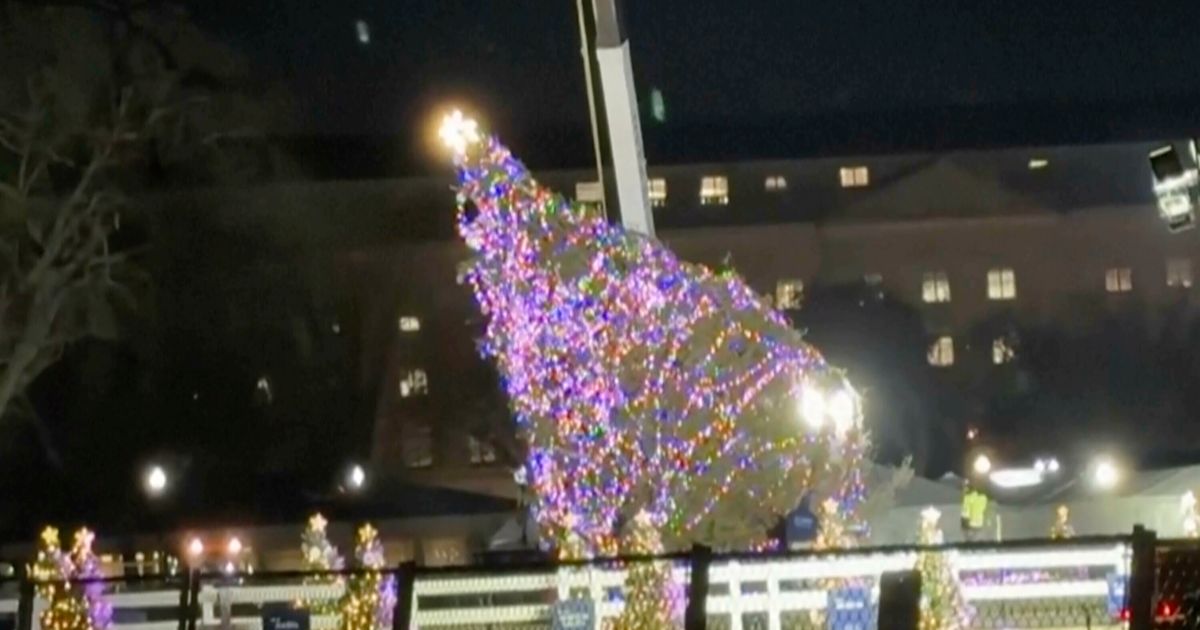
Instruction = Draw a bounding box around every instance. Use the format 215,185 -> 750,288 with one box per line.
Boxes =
192,1 -> 1200,166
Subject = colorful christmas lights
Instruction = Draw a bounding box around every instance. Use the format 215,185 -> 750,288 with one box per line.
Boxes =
443,112 -> 868,554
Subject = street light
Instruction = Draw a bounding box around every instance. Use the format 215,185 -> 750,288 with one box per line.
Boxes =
144,465 -> 168,498
226,537 -> 243,556
1091,456 -> 1121,491
972,454 -> 993,476
346,464 -> 367,492
186,537 -> 204,562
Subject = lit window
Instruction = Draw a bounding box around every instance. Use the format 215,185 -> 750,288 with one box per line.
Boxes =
1105,268 -> 1133,293
402,422 -> 433,468
921,272 -> 951,303
575,181 -> 604,203
399,369 -> 428,398
700,176 -> 729,205
1028,158 -> 1049,170
776,279 -> 804,310
468,436 -> 498,465
1168,258 -> 1194,288
764,175 -> 788,192
987,268 -> 1017,300
648,178 -> 668,207
928,337 -> 954,367
992,337 -> 1015,365
398,316 -> 421,332
839,166 -> 869,188
355,19 -> 370,45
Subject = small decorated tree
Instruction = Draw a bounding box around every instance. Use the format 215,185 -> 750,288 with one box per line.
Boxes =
612,511 -> 680,630
32,527 -> 92,630
916,508 -> 971,630
70,529 -> 112,630
301,513 -> 345,614
1050,505 -> 1075,540
339,524 -> 394,630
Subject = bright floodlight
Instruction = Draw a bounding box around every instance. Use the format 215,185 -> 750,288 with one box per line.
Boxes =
347,464 -> 366,491
972,454 -> 993,476
438,110 -> 481,154
145,465 -> 168,496
1092,457 -> 1120,490
186,537 -> 204,559
798,384 -> 826,430
226,537 -> 243,556
828,389 -> 856,435
1047,457 -> 1061,473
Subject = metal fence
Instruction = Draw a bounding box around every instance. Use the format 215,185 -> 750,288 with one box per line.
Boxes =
0,526 -> 1183,630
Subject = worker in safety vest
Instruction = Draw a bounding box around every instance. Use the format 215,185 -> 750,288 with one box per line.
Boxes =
961,481 -> 988,541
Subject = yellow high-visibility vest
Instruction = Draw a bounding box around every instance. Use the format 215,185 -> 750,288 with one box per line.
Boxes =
962,491 -> 988,528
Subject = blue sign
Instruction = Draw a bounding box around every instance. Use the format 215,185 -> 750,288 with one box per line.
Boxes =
262,604 -> 310,630
552,599 -> 595,630
827,586 -> 874,630
786,495 -> 818,546
1107,573 -> 1128,618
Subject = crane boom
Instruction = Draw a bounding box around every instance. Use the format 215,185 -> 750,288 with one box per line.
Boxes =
588,0 -> 655,237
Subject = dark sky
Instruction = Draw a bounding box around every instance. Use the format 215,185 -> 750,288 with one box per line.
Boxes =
192,0 -> 1200,157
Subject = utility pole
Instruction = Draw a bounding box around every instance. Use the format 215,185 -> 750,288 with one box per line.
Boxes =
576,0 -> 655,237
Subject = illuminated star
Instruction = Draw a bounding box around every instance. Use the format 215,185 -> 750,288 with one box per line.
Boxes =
40,526 -> 60,549
309,513 -> 328,533
357,523 -> 377,542
73,528 -> 95,553
438,110 -> 480,155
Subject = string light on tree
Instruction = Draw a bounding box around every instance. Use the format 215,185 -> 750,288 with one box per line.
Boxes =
440,110 -> 868,554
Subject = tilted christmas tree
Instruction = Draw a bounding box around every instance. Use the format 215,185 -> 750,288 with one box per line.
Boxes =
300,513 -> 345,615
915,508 -> 971,630
441,111 -> 869,554
32,527 -> 94,630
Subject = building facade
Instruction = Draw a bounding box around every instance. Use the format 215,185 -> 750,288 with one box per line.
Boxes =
342,140 -> 1200,500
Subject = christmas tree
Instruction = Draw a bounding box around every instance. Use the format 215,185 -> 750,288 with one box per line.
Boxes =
612,511 -> 681,630
338,524 -> 393,630
441,111 -> 868,553
70,529 -> 112,630
916,508 -> 970,630
1050,505 -> 1075,539
31,527 -> 93,630
300,513 -> 345,614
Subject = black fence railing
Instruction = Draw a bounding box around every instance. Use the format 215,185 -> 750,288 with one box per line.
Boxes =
0,526 -> 1186,630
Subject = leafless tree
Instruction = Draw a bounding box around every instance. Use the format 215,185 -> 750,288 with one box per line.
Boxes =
0,1 -> 288,462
